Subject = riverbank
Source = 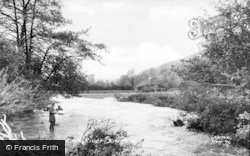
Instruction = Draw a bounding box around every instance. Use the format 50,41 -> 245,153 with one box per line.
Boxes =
115,89 -> 250,150
9,95 -> 249,155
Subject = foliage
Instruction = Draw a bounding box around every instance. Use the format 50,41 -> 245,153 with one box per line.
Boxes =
0,69 -> 52,117
170,0 -> 250,149
0,0 -> 106,94
134,69 -> 181,91
234,111 -> 250,148
173,0 -> 250,89
0,38 -> 23,81
116,92 -> 177,108
127,69 -> 135,89
44,59 -> 88,95
66,119 -> 143,156
118,69 -> 135,90
88,81 -> 132,91
116,67 -> 181,92
206,112 -> 249,148
211,135 -> 232,146
174,82 -> 250,148
156,95 -> 175,107
0,114 -> 26,140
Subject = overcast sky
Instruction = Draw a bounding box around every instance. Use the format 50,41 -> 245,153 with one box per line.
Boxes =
61,0 -> 218,81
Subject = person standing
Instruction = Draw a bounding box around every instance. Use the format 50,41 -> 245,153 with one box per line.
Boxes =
49,103 -> 56,131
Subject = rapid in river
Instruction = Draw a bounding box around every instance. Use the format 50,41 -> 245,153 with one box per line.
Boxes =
10,95 -> 249,156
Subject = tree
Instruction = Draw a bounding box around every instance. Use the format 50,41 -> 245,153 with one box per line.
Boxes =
127,68 -> 135,89
45,59 -> 88,94
0,37 -> 22,81
0,0 -> 106,91
205,0 -> 250,89
134,72 -> 149,87
119,75 -> 129,87
87,74 -> 95,85
149,68 -> 156,77
95,80 -> 106,87
174,0 -> 250,90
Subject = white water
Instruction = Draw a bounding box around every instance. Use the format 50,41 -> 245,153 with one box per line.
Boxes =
12,95 -> 249,156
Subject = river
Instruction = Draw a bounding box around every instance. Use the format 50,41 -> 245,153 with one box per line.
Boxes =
10,95 -> 249,156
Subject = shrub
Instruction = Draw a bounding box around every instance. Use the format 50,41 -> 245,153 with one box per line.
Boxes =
157,95 -> 175,107
143,96 -> 157,104
211,135 -> 232,146
66,119 -> 143,156
127,94 -> 147,103
175,81 -> 250,148
186,118 -> 204,132
234,111 -> 250,149
0,114 -> 26,140
118,93 -> 177,108
0,69 -> 52,117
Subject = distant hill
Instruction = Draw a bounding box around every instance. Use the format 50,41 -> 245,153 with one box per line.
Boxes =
134,52 -> 202,90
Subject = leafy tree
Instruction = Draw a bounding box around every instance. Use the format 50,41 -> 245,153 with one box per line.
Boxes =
174,0 -> 250,90
119,75 -> 130,87
134,72 -> 149,87
171,1 -> 250,147
0,0 -> 106,93
45,59 -> 88,94
149,68 -> 157,77
118,69 -> 135,90
0,37 -> 22,81
95,80 -> 106,87
127,68 -> 135,89
203,0 -> 250,88
87,74 -> 95,85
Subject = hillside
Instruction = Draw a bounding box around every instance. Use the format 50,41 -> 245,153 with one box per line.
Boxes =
134,52 -> 201,90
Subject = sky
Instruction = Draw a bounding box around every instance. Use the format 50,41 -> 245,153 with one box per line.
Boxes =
61,0 -> 219,81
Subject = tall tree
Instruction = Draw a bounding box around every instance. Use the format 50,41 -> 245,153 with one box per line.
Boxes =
127,68 -> 135,89
0,0 -> 105,84
174,0 -> 250,90
119,75 -> 129,87
87,74 -> 95,85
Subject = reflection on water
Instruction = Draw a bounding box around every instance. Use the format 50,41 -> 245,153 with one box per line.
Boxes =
48,131 -> 55,140
9,96 -> 249,156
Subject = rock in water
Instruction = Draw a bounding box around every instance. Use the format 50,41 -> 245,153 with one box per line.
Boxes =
173,119 -> 184,127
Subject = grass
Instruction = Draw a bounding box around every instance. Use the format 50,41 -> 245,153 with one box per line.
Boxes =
79,90 -> 136,99
85,90 -> 134,94
115,91 -> 178,107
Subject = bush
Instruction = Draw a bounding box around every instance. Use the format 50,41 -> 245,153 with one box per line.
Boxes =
0,114 -> 26,140
127,94 -> 147,103
66,119 -> 143,156
117,92 -> 177,108
175,81 -> 250,148
0,69 -> 52,117
234,112 -> 250,149
157,96 -> 175,107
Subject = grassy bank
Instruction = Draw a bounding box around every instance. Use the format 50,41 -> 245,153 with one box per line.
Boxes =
79,90 -> 136,99
114,91 -> 178,107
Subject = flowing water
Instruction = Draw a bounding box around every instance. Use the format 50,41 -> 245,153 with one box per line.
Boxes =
10,95 -> 249,156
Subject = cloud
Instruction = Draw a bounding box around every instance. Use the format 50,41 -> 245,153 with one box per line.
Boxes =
149,7 -> 170,18
62,0 -> 97,16
62,0 -> 128,17
149,6 -> 192,18
102,1 -> 128,11
130,42 -> 179,71
171,6 -> 192,18
82,42 -> 180,80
